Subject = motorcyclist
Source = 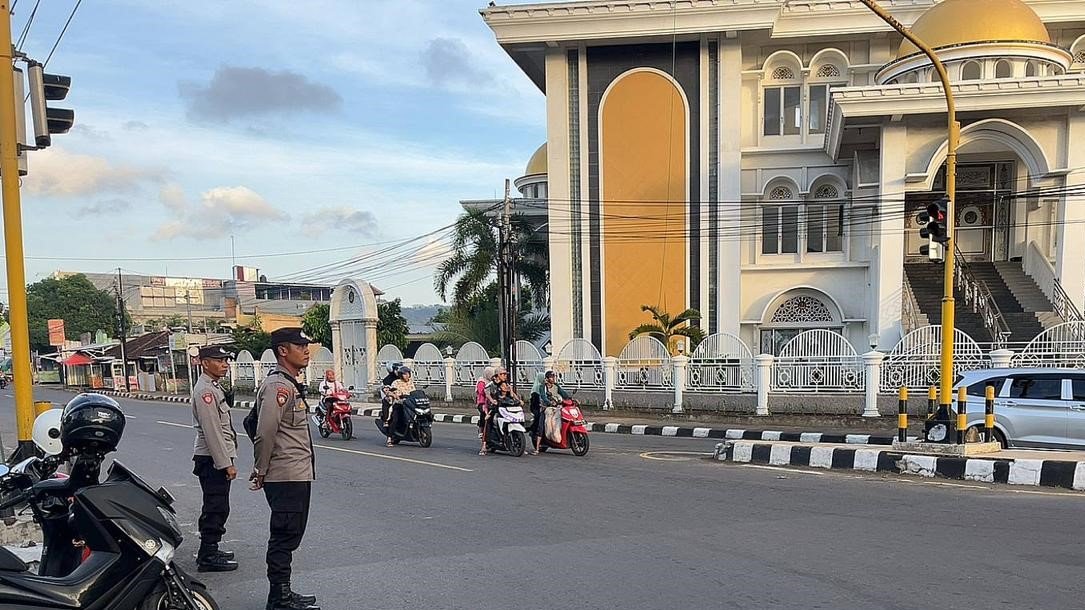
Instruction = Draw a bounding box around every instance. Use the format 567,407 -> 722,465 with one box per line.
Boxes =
316,369 -> 345,420
531,370 -> 572,454
475,366 -> 494,440
386,366 -> 416,447
480,367 -> 506,455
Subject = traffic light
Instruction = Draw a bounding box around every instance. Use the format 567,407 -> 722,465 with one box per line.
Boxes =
918,196 -> 950,263
27,61 -> 74,148
11,67 -> 28,175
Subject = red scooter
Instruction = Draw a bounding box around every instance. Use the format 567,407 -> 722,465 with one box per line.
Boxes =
316,389 -> 354,440
537,399 -> 590,456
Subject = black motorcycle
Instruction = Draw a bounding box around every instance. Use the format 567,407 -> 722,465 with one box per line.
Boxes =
0,455 -> 217,609
375,389 -> 434,448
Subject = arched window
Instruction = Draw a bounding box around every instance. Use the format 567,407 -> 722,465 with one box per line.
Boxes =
763,60 -> 801,137
1025,61 -> 1039,77
961,61 -> 982,80
815,64 -> 841,78
806,183 -> 844,253
995,60 -> 1013,79
1076,51 -> 1085,64
808,61 -> 847,135
762,185 -> 799,255
760,292 -> 842,355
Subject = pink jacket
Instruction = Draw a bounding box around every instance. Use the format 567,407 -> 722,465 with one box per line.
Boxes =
475,379 -> 488,406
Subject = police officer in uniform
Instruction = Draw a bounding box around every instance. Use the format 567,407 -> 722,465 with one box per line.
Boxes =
191,345 -> 239,572
250,328 -> 319,610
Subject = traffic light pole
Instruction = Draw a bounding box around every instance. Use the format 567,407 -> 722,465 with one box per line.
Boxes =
857,0 -> 959,427
0,2 -> 40,461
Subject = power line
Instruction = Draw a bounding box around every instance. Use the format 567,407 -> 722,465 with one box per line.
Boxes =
42,0 -> 82,68
14,0 -> 40,50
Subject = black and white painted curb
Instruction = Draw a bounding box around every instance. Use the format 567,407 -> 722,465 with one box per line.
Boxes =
714,440 -> 1085,491
78,390 -> 915,448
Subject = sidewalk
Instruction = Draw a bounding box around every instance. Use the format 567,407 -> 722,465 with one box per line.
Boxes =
714,439 -> 1085,491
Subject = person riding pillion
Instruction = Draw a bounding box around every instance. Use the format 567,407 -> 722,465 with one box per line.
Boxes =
250,327 -> 319,610
386,366 -> 416,447
191,345 -> 239,573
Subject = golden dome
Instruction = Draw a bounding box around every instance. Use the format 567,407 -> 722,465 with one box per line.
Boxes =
898,0 -> 1051,58
524,143 -> 547,176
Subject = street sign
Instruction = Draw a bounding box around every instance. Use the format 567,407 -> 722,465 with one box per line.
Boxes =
47,319 -> 65,347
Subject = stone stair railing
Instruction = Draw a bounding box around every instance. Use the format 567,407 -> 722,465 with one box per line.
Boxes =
954,246 -> 1011,347
1024,241 -> 1083,324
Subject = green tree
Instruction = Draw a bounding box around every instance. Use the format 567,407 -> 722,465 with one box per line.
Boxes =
231,317 -> 271,355
377,298 -> 410,351
301,303 -> 332,346
432,283 -> 549,354
27,275 -> 123,352
628,305 -> 706,355
433,209 -> 548,309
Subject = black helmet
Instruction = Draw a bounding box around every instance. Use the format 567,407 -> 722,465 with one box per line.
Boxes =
61,393 -> 126,454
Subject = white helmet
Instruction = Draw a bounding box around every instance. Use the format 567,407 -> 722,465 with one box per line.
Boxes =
32,409 -> 64,456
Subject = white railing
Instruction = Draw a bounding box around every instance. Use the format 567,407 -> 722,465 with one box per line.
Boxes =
772,330 -> 863,393
1012,321 -> 1085,368
376,344 -> 404,372
305,346 -> 334,387
232,350 -> 256,391
454,342 -> 490,387
880,325 -> 988,392
687,332 -> 754,393
553,338 -> 605,390
514,340 -> 544,386
411,343 -> 446,386
615,335 -> 672,390
1025,240 -> 1083,323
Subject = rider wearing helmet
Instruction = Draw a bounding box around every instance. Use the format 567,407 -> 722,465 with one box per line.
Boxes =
380,362 -> 402,425
386,366 -> 416,447
530,370 -> 572,454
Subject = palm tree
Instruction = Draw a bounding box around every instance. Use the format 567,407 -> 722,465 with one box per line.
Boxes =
433,209 -> 549,309
431,285 -> 550,354
628,305 -> 706,355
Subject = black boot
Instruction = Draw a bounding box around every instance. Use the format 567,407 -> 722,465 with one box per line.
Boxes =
196,552 -> 238,572
194,544 -> 235,561
215,548 -> 235,561
287,587 -> 317,606
266,583 -> 319,610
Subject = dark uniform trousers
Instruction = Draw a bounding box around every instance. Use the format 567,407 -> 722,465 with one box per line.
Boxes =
192,456 -> 231,556
263,481 -> 312,585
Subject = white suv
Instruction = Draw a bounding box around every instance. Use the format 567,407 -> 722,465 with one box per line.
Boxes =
952,368 -> 1085,449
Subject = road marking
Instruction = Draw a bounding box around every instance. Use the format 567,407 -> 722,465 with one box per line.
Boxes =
743,464 -> 826,476
314,444 -> 473,472
639,451 -> 713,462
158,421 -> 192,429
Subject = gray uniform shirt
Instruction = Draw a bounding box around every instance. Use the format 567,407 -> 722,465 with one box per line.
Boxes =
192,373 -> 238,470
253,365 -> 315,483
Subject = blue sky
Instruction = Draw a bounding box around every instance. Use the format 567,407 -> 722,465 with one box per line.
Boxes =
4,0 -> 544,305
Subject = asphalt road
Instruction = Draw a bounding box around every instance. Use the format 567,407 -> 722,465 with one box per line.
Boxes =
2,388 -> 1084,610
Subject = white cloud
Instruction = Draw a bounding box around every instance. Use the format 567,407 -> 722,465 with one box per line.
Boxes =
300,207 -> 378,238
22,147 -> 165,198
152,184 -> 287,241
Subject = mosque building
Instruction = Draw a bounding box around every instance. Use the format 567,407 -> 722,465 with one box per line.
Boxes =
480,0 -> 1085,357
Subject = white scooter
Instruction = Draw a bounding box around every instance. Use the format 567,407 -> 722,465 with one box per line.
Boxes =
485,397 -> 528,457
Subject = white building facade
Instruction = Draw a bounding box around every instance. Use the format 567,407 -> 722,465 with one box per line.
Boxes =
482,0 -> 1085,357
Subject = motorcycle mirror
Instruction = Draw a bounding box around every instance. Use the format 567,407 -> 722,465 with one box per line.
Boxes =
349,385 -> 355,391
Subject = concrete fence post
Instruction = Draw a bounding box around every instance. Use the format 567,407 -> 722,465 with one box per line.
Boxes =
861,351 -> 885,418
602,356 -> 618,411
755,354 -> 774,416
671,354 -> 689,414
989,348 -> 1014,369
443,357 -> 455,403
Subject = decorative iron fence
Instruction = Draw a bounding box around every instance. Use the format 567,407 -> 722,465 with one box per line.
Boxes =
688,332 -> 754,393
411,343 -> 445,386
615,335 -> 672,390
880,325 -> 987,392
553,338 -> 604,390
772,329 -> 863,393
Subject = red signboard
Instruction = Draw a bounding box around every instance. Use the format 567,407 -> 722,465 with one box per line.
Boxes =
47,319 -> 65,347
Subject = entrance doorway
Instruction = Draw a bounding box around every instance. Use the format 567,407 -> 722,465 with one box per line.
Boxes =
905,161 -> 1015,263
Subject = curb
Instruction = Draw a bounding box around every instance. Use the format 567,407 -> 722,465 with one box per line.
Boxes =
79,390 -> 914,448
714,440 -> 1085,491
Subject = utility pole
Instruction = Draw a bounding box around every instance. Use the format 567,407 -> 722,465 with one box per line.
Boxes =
497,179 -> 519,389
115,269 -> 131,392
857,0 -> 959,439
0,1 -> 36,461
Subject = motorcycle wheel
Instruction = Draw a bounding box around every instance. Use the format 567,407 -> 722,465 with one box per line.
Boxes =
341,417 -> 353,440
508,431 -> 525,457
418,427 -> 433,448
318,422 -> 331,438
140,581 -> 219,610
570,432 -> 590,456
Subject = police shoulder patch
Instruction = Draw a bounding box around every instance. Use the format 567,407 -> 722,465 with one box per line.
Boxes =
202,392 -> 215,405
276,387 -> 289,407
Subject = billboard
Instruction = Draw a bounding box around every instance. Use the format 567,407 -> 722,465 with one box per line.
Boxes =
47,319 -> 65,347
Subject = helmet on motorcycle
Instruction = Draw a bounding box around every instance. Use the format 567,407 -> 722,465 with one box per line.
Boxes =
386,361 -> 402,375
32,409 -> 64,456
60,393 -> 126,454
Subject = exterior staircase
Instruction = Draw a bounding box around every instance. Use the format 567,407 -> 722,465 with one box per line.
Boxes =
904,261 -> 1059,345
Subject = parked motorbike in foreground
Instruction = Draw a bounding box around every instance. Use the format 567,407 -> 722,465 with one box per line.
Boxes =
0,395 -> 219,609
